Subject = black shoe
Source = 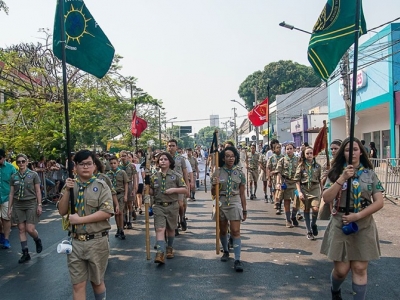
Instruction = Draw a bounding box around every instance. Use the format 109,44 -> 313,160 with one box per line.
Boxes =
252,194 -> 256,200
311,224 -> 318,236
234,260 -> 244,272
123,221 -> 127,229
296,213 -> 304,221
221,251 -> 229,262
120,230 -> 126,240
139,209 -> 143,215
249,194 -> 254,200
34,238 -> 43,253
181,219 -> 187,231
331,288 -> 343,300
264,195 -> 268,201
307,232 -> 315,240
18,249 -> 31,264
115,229 -> 120,238
175,229 -> 180,236
132,211 -> 137,220
228,237 -> 233,249
276,209 -> 281,215
291,217 -> 299,227
127,222 -> 133,230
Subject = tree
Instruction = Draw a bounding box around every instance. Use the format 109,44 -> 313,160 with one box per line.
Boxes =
195,126 -> 227,148
0,1 -> 8,14
238,60 -> 322,109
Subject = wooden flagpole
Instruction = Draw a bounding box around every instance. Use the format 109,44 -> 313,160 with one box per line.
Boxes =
144,146 -> 152,260
214,130 -> 220,254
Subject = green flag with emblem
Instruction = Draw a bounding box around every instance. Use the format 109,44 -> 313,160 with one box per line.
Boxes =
53,0 -> 115,78
307,0 -> 367,81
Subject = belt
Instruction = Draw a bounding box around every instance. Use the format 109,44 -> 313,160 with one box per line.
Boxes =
338,207 -> 355,213
70,231 -> 108,241
117,192 -> 124,195
155,201 -> 175,207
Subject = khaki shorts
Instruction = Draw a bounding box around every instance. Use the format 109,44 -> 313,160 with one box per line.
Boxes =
68,235 -> 110,285
153,201 -> 179,230
248,169 -> 258,183
281,181 -> 296,200
127,182 -> 135,202
300,184 -> 321,211
0,202 -> 10,220
219,196 -> 243,221
117,194 -> 126,209
12,206 -> 39,224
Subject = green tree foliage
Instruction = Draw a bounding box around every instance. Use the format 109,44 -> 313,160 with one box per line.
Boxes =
194,126 -> 227,148
238,60 -> 322,109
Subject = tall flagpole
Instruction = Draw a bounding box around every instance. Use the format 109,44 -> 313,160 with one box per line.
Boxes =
214,130 -> 220,254
59,0 -> 75,215
267,84 -> 270,147
345,0 -> 362,215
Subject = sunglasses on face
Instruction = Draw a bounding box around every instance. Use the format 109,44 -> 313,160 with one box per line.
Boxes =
17,160 -> 26,164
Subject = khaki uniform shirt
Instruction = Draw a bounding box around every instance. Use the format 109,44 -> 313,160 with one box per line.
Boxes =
119,162 -> 137,182
187,156 -> 198,174
150,169 -> 186,203
173,154 -> 187,176
96,173 -> 116,195
294,162 -> 322,185
67,179 -> 114,234
259,155 -> 267,170
11,170 -> 41,209
276,155 -> 299,181
212,166 -> 246,197
248,152 -> 260,170
324,167 -> 384,208
106,169 -> 128,194
267,154 -> 283,177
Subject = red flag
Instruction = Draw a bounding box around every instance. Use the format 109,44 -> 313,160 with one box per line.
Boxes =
248,97 -> 268,126
313,120 -> 328,158
131,110 -> 148,138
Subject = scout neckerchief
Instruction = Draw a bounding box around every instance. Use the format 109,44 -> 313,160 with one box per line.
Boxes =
285,154 -> 296,179
75,175 -> 96,218
305,161 -> 313,189
222,165 -> 239,205
16,169 -> 30,200
352,163 -> 365,213
160,172 -> 167,193
120,161 -> 131,173
107,168 -> 121,189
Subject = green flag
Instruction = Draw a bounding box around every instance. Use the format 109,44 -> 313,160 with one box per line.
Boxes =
307,0 -> 367,81
53,0 -> 115,78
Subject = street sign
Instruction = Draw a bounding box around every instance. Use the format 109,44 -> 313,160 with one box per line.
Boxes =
179,126 -> 192,135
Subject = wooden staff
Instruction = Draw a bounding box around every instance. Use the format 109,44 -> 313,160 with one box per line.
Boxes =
144,146 -> 152,260
245,149 -> 249,198
214,131 -> 220,254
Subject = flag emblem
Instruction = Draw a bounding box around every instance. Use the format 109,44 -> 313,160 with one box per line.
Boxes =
65,4 -> 93,44
313,0 -> 340,32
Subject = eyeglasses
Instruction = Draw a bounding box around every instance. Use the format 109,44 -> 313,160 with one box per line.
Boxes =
16,160 -> 26,164
77,162 -> 94,168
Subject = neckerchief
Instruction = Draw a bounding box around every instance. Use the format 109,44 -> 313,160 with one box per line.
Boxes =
75,176 -> 96,218
222,165 -> 238,205
119,161 -> 130,171
17,169 -> 30,200
107,168 -> 121,189
352,164 -> 365,213
305,161 -> 313,189
160,172 -> 167,193
286,155 -> 296,178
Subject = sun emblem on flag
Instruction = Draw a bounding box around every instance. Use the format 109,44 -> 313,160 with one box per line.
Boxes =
64,4 -> 94,44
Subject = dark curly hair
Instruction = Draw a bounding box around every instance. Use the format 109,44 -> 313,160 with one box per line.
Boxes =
218,146 -> 240,167
157,152 -> 175,170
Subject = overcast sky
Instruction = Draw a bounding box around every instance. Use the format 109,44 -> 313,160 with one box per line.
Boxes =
1,0 -> 399,132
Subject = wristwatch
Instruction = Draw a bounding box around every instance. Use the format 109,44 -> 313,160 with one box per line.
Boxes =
38,203 -> 42,206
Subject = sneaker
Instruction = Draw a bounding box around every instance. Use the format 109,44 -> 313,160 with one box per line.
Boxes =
311,224 -> 318,236
252,194 -> 256,200
18,249 -> 31,264
139,209 -> 143,215
221,251 -> 229,262
154,252 -> 165,264
296,213 -> 303,221
249,194 -> 254,200
181,220 -> 187,231
120,230 -> 126,240
2,239 -> 11,249
286,220 -> 293,228
115,229 -> 120,238
331,288 -> 343,300
291,217 -> 299,227
127,222 -> 133,230
35,238 -> 43,253
166,246 -> 174,259
307,232 -> 315,240
234,260 -> 244,272
276,209 -> 282,215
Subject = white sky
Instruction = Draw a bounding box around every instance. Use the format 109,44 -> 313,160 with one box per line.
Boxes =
1,0 -> 399,133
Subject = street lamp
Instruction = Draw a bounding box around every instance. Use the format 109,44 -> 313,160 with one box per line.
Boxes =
230,99 -> 247,110
279,21 -> 312,35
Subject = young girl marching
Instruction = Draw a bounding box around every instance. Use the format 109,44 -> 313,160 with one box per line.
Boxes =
294,146 -> 322,240
266,143 -> 283,214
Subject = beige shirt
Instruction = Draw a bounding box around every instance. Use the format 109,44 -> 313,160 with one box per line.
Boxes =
106,169 -> 128,193
150,169 -> 186,203
276,155 -> 300,180
11,170 -> 41,209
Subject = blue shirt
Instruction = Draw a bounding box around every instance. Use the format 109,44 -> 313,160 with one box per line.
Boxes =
0,161 -> 17,204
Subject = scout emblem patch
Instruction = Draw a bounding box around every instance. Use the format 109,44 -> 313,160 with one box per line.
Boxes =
93,187 -> 99,192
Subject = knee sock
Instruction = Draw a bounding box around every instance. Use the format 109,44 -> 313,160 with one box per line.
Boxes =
304,212 -> 311,232
311,212 -> 318,226
331,271 -> 345,292
94,289 -> 106,300
291,209 -> 297,219
250,186 -> 253,195
220,235 -> 229,252
21,241 -> 28,250
352,282 -> 367,300
232,237 -> 241,261
285,211 -> 291,222
156,240 -> 165,253
167,236 -> 174,247
254,186 -> 257,195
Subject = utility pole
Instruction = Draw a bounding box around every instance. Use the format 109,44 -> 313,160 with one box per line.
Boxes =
341,51 -> 351,136
232,107 -> 238,146
254,87 -> 260,147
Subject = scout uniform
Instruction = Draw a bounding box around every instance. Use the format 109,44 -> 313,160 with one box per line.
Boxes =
267,153 -> 283,193
259,155 -> 268,182
294,161 -> 322,210
275,154 -> 299,200
187,156 -> 198,180
10,169 -> 41,224
172,153 -> 187,201
119,161 -> 137,202
65,177 -> 114,285
106,168 -> 128,209
247,152 -> 260,183
150,169 -> 186,230
320,165 -> 384,262
212,165 -> 246,221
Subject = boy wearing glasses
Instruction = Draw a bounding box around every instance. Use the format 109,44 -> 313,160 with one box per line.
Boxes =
58,150 -> 113,300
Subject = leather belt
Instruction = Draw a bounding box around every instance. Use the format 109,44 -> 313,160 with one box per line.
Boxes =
155,201 -> 175,207
70,231 -> 108,241
338,207 -> 355,213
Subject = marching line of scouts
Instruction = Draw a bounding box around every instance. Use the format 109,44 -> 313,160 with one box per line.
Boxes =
3,135 -> 384,300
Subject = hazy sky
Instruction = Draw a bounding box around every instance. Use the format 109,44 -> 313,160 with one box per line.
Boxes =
1,0 -> 399,133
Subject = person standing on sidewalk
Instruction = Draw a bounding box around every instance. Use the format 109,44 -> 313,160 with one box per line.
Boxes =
212,146 -> 247,272
150,152 -> 187,264
7,154 -> 43,263
320,137 -> 384,300
0,149 -> 16,249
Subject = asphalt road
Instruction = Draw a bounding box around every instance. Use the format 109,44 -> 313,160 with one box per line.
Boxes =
0,182 -> 399,300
